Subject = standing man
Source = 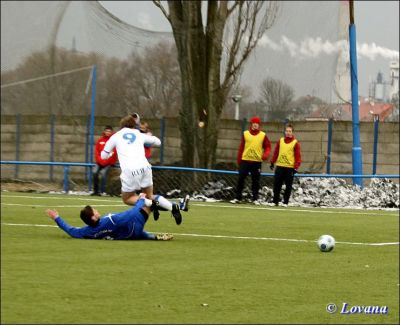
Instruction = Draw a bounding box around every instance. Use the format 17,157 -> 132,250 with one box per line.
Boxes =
230,116 -> 271,205
91,125 -> 117,196
101,115 -> 189,225
270,123 -> 302,206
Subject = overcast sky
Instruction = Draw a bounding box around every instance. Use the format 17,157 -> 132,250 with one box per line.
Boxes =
99,1 -> 399,98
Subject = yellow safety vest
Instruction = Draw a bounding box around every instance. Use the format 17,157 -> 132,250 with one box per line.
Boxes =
242,130 -> 265,162
276,138 -> 297,168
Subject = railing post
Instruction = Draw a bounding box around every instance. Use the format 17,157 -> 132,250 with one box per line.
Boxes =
49,114 -> 55,181
372,115 -> 380,175
283,118 -> 289,134
160,117 -> 165,165
15,114 -> 21,178
241,118 -> 247,134
326,118 -> 333,174
63,166 -> 70,193
86,115 -> 91,190
88,65 -> 96,191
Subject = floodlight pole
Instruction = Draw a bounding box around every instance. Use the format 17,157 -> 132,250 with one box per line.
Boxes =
349,0 -> 363,187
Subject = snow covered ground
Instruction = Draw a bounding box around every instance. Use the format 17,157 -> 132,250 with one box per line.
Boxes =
192,177 -> 399,211
53,177 -> 399,211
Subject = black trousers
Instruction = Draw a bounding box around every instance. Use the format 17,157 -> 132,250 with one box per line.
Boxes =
273,166 -> 295,205
235,161 -> 262,201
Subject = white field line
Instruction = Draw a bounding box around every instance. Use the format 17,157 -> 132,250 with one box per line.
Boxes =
1,203 -> 125,208
1,195 -> 397,216
1,195 -> 119,203
194,203 -> 399,216
1,222 -> 399,247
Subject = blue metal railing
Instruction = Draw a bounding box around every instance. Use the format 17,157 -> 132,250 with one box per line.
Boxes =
1,161 -> 93,193
1,161 -> 399,194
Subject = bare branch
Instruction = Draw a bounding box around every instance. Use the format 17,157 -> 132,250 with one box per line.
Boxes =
227,1 -> 240,16
222,1 -> 279,90
153,1 -> 170,22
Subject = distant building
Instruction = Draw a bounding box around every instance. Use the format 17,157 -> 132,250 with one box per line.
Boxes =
307,97 -> 395,122
389,60 -> 399,101
368,60 -> 399,102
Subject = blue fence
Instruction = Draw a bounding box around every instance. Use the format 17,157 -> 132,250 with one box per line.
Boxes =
1,161 -> 399,194
8,115 -> 388,187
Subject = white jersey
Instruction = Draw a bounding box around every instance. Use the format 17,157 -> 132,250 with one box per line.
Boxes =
102,127 -> 161,171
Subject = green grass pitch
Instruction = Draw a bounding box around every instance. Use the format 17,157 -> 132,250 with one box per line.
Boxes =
1,192 -> 399,324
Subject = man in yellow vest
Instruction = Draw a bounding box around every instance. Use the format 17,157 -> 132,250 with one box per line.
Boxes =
270,123 -> 302,206
230,116 -> 271,205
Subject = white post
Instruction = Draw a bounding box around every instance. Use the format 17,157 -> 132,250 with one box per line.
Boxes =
232,95 -> 242,120
234,102 -> 240,120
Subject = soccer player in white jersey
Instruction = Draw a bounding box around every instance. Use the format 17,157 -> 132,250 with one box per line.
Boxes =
101,115 -> 189,225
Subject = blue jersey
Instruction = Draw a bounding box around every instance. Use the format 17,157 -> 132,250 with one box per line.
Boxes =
54,199 -> 154,240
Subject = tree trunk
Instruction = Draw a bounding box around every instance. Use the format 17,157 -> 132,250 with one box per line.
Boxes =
154,1 -> 278,168
167,1 -> 227,168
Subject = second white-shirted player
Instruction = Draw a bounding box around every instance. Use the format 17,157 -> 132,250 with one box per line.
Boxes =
101,115 -> 188,225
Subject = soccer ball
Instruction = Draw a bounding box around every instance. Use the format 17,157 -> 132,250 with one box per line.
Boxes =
317,234 -> 335,252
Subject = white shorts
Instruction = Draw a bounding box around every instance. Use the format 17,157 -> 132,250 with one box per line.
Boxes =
120,166 -> 153,193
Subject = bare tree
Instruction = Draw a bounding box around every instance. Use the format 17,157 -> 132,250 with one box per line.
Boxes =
124,42 -> 181,118
153,1 -> 279,168
1,47 -> 94,117
259,77 -> 294,121
290,95 -> 327,120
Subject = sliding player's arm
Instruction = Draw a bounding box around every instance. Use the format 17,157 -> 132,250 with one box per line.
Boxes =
45,209 -> 91,239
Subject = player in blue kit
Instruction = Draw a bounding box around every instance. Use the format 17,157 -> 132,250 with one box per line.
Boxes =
45,194 -> 174,241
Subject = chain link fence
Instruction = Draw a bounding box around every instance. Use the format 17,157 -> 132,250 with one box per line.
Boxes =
2,164 -> 398,209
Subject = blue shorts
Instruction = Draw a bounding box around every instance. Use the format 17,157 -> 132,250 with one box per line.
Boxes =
112,199 -> 153,240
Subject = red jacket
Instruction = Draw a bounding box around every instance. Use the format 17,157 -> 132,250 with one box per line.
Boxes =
95,134 -> 117,166
271,136 -> 302,170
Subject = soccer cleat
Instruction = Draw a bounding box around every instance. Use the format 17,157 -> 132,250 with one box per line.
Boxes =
171,203 -> 182,225
156,233 -> 174,241
153,209 -> 160,221
179,194 -> 190,212
151,200 -> 160,221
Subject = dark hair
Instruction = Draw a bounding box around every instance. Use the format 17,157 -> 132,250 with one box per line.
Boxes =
80,205 -> 97,227
286,123 -> 294,131
120,115 -> 136,129
104,125 -> 113,131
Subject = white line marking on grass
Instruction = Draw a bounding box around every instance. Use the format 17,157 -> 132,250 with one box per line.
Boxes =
2,223 -> 399,246
175,233 -> 399,246
1,203 -> 125,208
1,194 -> 119,203
2,222 -> 58,228
194,203 -> 398,216
1,196 -> 396,217
336,241 -> 400,246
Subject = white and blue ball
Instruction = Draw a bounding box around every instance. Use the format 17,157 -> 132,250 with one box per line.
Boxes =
317,234 -> 335,252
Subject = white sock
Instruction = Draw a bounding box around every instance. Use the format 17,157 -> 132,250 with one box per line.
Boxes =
143,198 -> 153,207
155,195 -> 173,211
